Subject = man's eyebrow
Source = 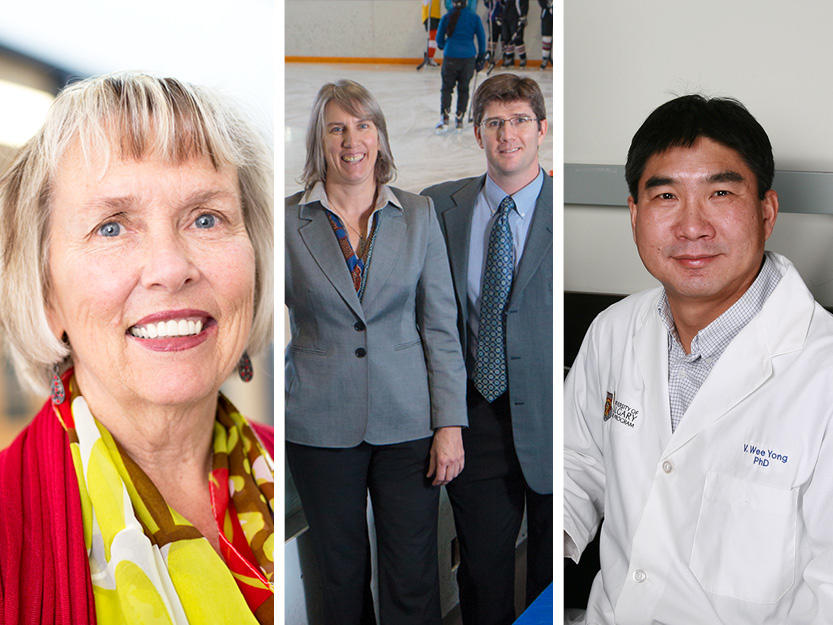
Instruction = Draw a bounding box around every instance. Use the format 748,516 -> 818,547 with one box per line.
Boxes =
643,175 -> 674,190
708,170 -> 745,184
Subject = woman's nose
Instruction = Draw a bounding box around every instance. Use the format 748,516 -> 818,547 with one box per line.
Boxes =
140,230 -> 200,291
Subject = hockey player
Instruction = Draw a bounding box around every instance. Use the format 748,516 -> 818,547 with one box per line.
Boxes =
436,0 -> 486,132
538,0 -> 552,70
483,0 -> 505,73
421,0 -> 443,68
501,0 -> 529,68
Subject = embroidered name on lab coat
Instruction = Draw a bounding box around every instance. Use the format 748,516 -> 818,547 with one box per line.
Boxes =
603,391 -> 639,428
743,442 -> 789,467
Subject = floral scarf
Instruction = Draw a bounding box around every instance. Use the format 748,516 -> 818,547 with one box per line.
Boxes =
55,374 -> 274,624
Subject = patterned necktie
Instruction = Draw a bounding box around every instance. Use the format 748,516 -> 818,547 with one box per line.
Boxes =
474,195 -> 515,402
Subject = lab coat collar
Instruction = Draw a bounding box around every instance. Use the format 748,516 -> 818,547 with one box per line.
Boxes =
634,293 -> 674,442
656,254 -> 782,361
662,252 -> 815,454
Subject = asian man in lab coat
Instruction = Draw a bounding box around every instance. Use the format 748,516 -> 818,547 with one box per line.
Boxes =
565,95 -> 833,624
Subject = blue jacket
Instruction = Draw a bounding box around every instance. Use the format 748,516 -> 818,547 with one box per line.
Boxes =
437,8 -> 486,59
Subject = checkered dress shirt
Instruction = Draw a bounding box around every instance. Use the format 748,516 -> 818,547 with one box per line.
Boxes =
659,255 -> 782,431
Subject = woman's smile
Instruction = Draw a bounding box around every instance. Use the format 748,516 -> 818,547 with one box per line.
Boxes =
127,308 -> 218,351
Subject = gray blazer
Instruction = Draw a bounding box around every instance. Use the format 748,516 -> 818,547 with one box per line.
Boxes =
285,186 -> 468,447
421,174 -> 553,494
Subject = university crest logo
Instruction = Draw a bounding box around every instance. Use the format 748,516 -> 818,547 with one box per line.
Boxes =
603,392 -> 614,421
602,391 -> 639,428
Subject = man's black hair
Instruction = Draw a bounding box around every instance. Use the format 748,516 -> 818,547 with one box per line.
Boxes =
625,95 -> 774,201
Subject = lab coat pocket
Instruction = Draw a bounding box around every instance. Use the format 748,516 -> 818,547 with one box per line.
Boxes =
690,472 -> 796,603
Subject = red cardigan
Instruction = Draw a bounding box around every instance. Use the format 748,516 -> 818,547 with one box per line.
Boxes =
0,399 -> 274,624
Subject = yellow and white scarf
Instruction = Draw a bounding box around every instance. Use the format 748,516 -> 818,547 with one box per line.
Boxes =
62,384 -> 274,625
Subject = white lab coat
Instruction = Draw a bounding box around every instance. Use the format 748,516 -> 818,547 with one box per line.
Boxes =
565,253 -> 833,625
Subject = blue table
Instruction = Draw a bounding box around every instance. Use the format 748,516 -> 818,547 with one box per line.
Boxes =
513,583 -> 553,624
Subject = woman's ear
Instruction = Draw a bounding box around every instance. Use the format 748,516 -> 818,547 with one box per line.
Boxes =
45,300 -> 67,345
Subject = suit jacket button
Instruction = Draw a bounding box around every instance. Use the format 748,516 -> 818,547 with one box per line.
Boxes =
355,347 -> 367,358
354,321 -> 365,331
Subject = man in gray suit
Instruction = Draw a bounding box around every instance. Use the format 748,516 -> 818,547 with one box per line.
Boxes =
422,74 -> 553,625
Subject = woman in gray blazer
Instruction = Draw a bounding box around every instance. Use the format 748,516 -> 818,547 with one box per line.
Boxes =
285,80 -> 468,625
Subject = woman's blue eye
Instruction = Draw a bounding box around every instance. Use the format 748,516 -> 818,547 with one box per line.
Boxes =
98,222 -> 121,237
195,213 -> 216,229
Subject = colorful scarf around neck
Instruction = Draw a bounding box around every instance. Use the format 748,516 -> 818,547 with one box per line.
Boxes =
56,374 -> 274,625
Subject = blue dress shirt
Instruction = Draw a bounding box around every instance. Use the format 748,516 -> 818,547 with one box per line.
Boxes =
466,168 -> 544,364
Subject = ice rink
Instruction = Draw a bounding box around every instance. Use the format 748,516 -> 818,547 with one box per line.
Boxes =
284,62 -> 554,196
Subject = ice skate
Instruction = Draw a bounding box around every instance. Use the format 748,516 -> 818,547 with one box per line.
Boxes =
540,55 -> 551,70
435,113 -> 450,134
455,113 -> 464,133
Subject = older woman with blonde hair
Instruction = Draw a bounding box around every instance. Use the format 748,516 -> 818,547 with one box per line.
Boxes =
0,72 -> 274,625
285,79 -> 467,625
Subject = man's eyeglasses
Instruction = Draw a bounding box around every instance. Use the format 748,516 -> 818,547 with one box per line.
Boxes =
479,116 -> 538,132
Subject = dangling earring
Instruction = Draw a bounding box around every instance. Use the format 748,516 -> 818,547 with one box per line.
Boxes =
51,364 -> 66,405
237,352 -> 253,382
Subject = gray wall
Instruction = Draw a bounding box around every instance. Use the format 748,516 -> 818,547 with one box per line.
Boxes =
565,0 -> 833,303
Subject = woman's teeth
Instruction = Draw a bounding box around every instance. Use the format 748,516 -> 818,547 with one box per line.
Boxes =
129,319 -> 203,339
342,154 -> 364,162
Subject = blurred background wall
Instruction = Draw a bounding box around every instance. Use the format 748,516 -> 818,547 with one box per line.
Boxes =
286,0 -> 545,62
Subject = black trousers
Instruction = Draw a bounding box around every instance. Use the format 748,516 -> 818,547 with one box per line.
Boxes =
541,5 -> 553,38
488,13 -> 502,43
287,438 -> 441,625
440,57 -> 476,117
501,4 -> 527,50
446,385 -> 553,625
